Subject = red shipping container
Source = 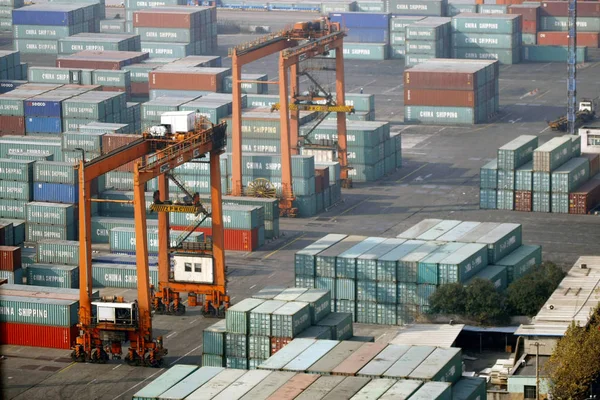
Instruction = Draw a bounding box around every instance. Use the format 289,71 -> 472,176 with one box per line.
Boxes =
522,20 -> 538,34
170,226 -> 260,251
541,1 -> 600,17
270,336 -> 293,355
131,82 -> 149,96
149,69 -> 229,92
0,323 -> 79,349
581,153 -> 600,176
0,246 -> 21,272
133,8 -> 200,29
537,32 -> 600,47
404,66 -> 488,90
57,51 -> 149,70
405,88 -> 476,107
508,4 -> 539,21
515,191 -> 532,212
315,175 -> 324,193
569,179 -> 600,214
0,116 -> 25,135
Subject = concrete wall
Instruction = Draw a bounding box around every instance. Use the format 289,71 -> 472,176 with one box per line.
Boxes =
524,338 -> 558,356
579,126 -> 600,154
507,376 -> 551,399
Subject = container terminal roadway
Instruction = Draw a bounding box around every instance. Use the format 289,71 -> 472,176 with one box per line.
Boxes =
2,12 -> 600,400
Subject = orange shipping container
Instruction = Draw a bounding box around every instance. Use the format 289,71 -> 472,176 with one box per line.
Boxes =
170,226 -> 261,251
538,31 -> 600,47
0,246 -> 21,272
149,68 -> 230,92
522,20 -> 538,34
133,8 -> 200,29
515,191 -> 532,212
405,88 -> 477,107
0,323 -> 79,349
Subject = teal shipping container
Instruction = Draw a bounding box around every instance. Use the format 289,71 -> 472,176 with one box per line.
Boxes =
26,263 -> 78,289
0,199 -> 27,219
404,105 -> 478,125
446,3 -> 477,16
0,158 -> 34,182
141,42 -> 195,58
327,43 -> 389,60
480,159 -> 498,190
467,265 -> 508,291
0,295 -> 78,327
451,13 -> 521,34
248,300 -> 286,336
551,157 -> 590,193
386,0 -> 445,16
452,32 -> 521,49
438,243 -> 489,284
478,4 -> 507,14
418,242 -> 467,285
336,237 -> 386,279
475,223 -> 522,264
533,191 -> 551,213
522,45 -> 587,63
356,238 -> 406,281
452,47 -> 520,64
398,241 -> 443,283
295,233 -> 347,277
271,301 -> 311,338
515,161 -> 533,191
376,240 -> 425,282
551,192 -> 569,214
540,16 -> 600,32
226,297 -> 266,335
203,319 -> 226,356
452,377 -> 487,400
132,365 -> 198,400
495,244 -> 542,284
26,202 -> 75,226
497,135 -> 538,170
496,189 -> 514,210
0,269 -> 23,284
37,239 -> 79,265
92,263 -> 159,288
26,223 -> 76,242
0,181 -> 32,201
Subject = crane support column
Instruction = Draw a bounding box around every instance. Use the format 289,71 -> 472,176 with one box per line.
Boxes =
290,63 -> 300,155
77,162 -> 94,356
567,0 -> 577,134
279,54 -> 294,214
335,44 -> 350,187
133,163 -> 153,342
156,173 -> 170,311
210,150 -> 226,294
231,53 -> 243,196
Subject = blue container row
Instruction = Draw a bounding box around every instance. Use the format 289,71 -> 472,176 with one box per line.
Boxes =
33,183 -> 78,203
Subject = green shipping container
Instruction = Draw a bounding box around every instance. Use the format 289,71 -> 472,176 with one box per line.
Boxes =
477,4 -> 507,14
452,47 -> 520,64
467,265 -> 508,291
92,263 -> 159,288
0,269 -> 23,284
92,70 -> 131,88
387,0 -> 444,16
515,161 -> 533,191
356,0 -> 385,12
438,243 -> 488,284
37,239 -> 79,266
271,301 -> 311,338
225,332 -> 248,358
26,202 -> 75,226
0,199 -> 27,219
521,45 -> 587,63
497,135 -> 538,170
0,181 -> 32,201
202,354 -> 224,367
404,105 -> 480,125
446,3 -> 477,16
14,40 -> 59,55
33,162 -> 77,184
226,298 -> 266,334
141,42 -> 195,58
27,223 -> 76,242
13,25 -> 78,40
452,32 -> 521,49
202,319 -> 226,356
249,300 -> 286,336
390,16 -> 425,32
0,158 -> 34,182
540,16 -> 600,32
328,43 -> 389,60
496,244 -> 542,284
522,33 -> 536,45
26,263 -> 78,289
551,192 -> 569,214
533,191 -> 551,213
0,295 -> 78,327
480,159 -> 498,190
551,157 -> 590,193
451,14 -> 521,34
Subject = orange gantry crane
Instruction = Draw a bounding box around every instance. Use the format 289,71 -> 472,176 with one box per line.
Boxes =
229,17 -> 353,217
73,115 -> 228,366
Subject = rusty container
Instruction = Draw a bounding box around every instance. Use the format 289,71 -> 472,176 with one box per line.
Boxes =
508,4 -> 540,21
537,32 -> 599,47
569,179 -> 600,214
540,1 -> 600,17
522,20 -> 538,34
404,60 -> 495,90
0,116 -> 25,135
514,190 -> 532,212
102,134 -> 142,172
581,153 -> 600,176
56,51 -> 148,70
405,88 -> 477,107
0,246 -> 21,272
133,7 -> 206,29
149,68 -> 230,92
130,82 -> 149,96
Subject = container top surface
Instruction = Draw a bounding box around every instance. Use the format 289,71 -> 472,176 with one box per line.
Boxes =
272,301 -> 309,316
238,371 -> 296,400
204,319 -> 226,332
357,238 -> 406,260
338,237 -> 387,259
250,299 -> 287,314
186,369 -> 247,400
400,241 -> 444,262
470,264 -> 506,281
17,3 -> 94,11
419,242 -> 468,264
499,135 -> 538,151
295,289 -> 329,303
357,344 -> 411,376
384,346 -> 437,378
352,379 -> 397,399
451,377 -> 486,398
283,340 -> 340,371
28,201 -> 74,208
28,263 -> 78,271
379,379 -> 423,399
456,222 -> 501,243
155,67 -> 232,74
273,287 -> 309,301
378,240 -> 426,262
252,286 -> 288,300
317,235 -> 368,257
453,12 -> 520,19
410,381 -> 452,399
0,158 -> 35,165
0,284 -> 81,295
517,161 -> 534,172
225,297 -> 266,312
475,223 -> 520,244
496,244 -> 540,265
212,370 -> 273,400
307,341 -> 365,372
315,312 -> 352,326
406,58 -> 495,73
535,136 -> 571,152
436,221 -> 481,242
439,243 -> 487,264
408,347 -> 461,379
0,294 -> 77,306
397,219 -> 442,239
332,342 -> 388,375
258,339 -> 316,370
416,220 -> 462,241
553,156 -> 589,173
158,367 -> 225,400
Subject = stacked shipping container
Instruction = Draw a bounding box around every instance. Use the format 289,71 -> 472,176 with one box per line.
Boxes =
294,220 -> 538,325
330,12 -> 392,60
0,0 -> 23,33
201,288 -> 353,369
405,17 -> 451,67
403,58 -> 499,124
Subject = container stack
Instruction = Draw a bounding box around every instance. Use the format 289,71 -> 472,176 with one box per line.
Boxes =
0,0 -> 23,32
389,16 -> 424,59
329,12 -> 391,61
386,0 -> 447,17
403,58 -> 499,125
133,6 -> 218,59
446,0 -> 477,17
405,17 -> 451,67
124,0 -> 187,34
300,120 -> 397,182
0,246 -> 23,284
147,67 -> 232,99
58,33 -> 141,55
481,134 -> 600,213
0,159 -> 33,238
508,3 -> 540,46
520,1 -> 599,63
201,288 -> 353,369
62,91 -> 129,132
12,3 -> 102,55
99,19 -> 127,34
133,363 -> 486,400
451,13 -> 522,64
295,220 -> 540,325
0,51 -> 27,84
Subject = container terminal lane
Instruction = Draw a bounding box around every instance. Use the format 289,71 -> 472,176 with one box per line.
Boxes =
1,10 -> 600,400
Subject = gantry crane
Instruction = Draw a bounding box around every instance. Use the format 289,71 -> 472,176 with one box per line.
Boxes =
73,113 -> 228,366
567,0 -> 577,134
229,17 -> 353,217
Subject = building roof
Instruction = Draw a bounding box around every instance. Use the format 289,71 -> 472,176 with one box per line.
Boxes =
390,324 -> 465,348
513,355 -> 550,376
516,256 -> 600,337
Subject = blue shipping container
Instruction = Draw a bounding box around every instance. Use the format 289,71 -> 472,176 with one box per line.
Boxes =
12,8 -> 74,26
24,99 -> 63,118
33,183 -> 78,204
330,12 -> 391,29
345,28 -> 390,43
25,117 -> 62,134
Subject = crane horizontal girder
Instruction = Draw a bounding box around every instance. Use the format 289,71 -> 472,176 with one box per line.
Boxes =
271,103 -> 354,113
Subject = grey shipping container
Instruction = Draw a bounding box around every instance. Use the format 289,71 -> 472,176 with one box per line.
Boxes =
226,297 -> 266,335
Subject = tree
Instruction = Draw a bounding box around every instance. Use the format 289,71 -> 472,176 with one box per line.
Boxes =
464,278 -> 509,325
429,282 -> 467,315
544,309 -> 600,399
507,262 -> 565,317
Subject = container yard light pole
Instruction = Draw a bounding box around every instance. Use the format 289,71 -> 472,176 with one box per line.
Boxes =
567,0 -> 577,134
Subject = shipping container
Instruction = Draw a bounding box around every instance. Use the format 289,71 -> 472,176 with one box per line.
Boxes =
336,237 -> 386,279
0,246 -> 20,272
327,43 -> 389,60
238,371 -> 296,400
533,136 -> 572,172
330,341 -> 387,375
452,32 -> 521,49
451,13 -> 521,34
258,338 -> 317,371
26,202 -> 75,226
379,379 -> 423,399
467,264 -> 508,291
294,375 -> 346,400
33,182 -> 77,203
495,244 -> 542,284
357,344 -> 411,377
271,301 -> 311,339
306,341 -> 365,374
498,135 -> 538,170
355,238 -> 405,281
551,157 -> 590,193
282,340 -> 340,372
383,345 -> 436,378
226,297 -> 266,334
515,190 -> 533,212
522,45 -> 587,63
0,158 -> 34,182
315,312 -> 353,340
451,377 -> 487,400
404,105 -> 479,125
409,381 -> 452,400
516,161 -> 533,191
294,289 -> 331,324
0,268 -> 23,284
203,319 -> 226,356
475,223 -> 521,263
0,295 -> 78,326
0,199 -> 27,220
569,178 -> 600,214
225,332 -> 248,358
438,243 -> 488,284
387,0 -> 445,15
158,367 -> 225,400
92,263 -> 159,288
249,300 -> 286,336
132,365 -> 199,400
26,263 -> 78,289
0,322 -> 78,349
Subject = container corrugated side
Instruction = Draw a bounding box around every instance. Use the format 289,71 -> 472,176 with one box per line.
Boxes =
203,320 -> 226,356
26,263 -> 78,289
0,295 -> 78,327
157,367 -> 225,400
226,297 -> 266,334
271,301 -> 311,338
495,244 -> 542,284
